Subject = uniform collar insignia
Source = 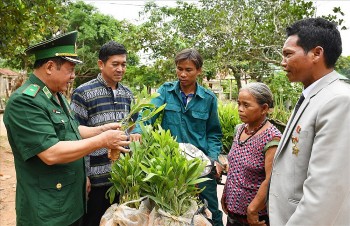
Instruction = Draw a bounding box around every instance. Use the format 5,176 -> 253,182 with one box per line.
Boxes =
42,86 -> 52,99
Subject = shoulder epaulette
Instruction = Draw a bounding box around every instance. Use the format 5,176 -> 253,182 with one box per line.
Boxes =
163,81 -> 175,87
203,87 -> 216,98
22,84 -> 40,97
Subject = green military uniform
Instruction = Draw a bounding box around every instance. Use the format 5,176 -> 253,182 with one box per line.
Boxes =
3,31 -> 85,225
4,74 -> 86,225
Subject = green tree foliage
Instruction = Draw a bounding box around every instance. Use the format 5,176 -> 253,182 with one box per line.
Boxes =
336,56 -> 350,78
0,0 -> 143,87
62,1 -> 141,87
137,1 -> 211,82
136,0 -> 316,86
267,71 -> 302,132
268,71 -> 302,109
1,0 -> 346,95
218,101 -> 241,154
124,65 -> 165,93
0,0 -> 68,69
135,0 -> 345,91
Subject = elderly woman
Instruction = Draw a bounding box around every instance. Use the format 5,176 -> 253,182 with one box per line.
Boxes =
221,82 -> 282,226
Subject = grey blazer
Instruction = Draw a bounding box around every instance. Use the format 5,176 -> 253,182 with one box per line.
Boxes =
269,71 -> 350,226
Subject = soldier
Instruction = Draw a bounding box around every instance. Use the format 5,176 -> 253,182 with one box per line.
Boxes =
3,31 -> 130,226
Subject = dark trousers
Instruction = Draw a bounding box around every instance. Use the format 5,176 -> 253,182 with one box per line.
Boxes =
82,186 -> 119,226
198,173 -> 224,226
227,212 -> 269,226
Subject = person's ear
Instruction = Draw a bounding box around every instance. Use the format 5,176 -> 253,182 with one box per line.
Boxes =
262,103 -> 269,115
45,60 -> 55,75
98,60 -> 104,70
312,46 -> 324,63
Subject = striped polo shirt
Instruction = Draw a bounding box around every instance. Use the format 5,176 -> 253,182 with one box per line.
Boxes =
71,73 -> 136,187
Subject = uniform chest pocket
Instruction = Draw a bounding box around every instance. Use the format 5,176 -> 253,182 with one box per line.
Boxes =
38,171 -> 77,218
164,103 -> 181,125
191,111 -> 209,132
51,114 -> 67,140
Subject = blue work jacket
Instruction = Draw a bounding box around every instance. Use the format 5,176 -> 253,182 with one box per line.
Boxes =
133,81 -> 223,160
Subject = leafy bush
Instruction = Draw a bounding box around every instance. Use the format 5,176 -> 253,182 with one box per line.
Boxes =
107,124 -> 208,216
107,147 -> 145,208
265,72 -> 303,132
218,101 -> 241,154
109,87 -> 165,161
269,95 -> 290,133
267,72 -> 302,113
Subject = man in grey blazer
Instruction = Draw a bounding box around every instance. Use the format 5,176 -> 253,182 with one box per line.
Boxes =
269,18 -> 350,225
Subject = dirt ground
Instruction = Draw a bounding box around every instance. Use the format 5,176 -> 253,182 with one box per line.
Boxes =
0,113 -> 16,225
0,113 -> 227,225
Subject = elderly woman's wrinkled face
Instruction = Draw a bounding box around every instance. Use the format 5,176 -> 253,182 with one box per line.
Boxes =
237,90 -> 267,124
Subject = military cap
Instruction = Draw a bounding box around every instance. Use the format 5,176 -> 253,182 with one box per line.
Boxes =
25,31 -> 82,64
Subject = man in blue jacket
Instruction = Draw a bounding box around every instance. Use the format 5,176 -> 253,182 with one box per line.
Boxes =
132,48 -> 224,226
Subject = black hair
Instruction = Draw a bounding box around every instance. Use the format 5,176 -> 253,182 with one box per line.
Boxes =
286,17 -> 342,68
99,41 -> 127,63
175,48 -> 203,69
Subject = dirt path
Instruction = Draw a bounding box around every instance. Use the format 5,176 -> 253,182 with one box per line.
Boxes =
0,113 -> 16,225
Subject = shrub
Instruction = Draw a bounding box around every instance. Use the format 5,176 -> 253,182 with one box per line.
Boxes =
107,124 -> 208,216
218,101 -> 241,154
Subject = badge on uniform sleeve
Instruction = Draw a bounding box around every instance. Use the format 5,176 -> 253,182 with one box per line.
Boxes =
22,84 -> 40,97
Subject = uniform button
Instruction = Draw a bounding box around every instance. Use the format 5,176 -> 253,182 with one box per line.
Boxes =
56,183 -> 62,190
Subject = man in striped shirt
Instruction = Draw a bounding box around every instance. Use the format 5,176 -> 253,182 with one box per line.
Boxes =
71,41 -> 137,226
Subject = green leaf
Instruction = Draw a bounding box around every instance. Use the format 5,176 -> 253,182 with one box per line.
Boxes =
142,172 -> 158,182
188,177 -> 211,185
